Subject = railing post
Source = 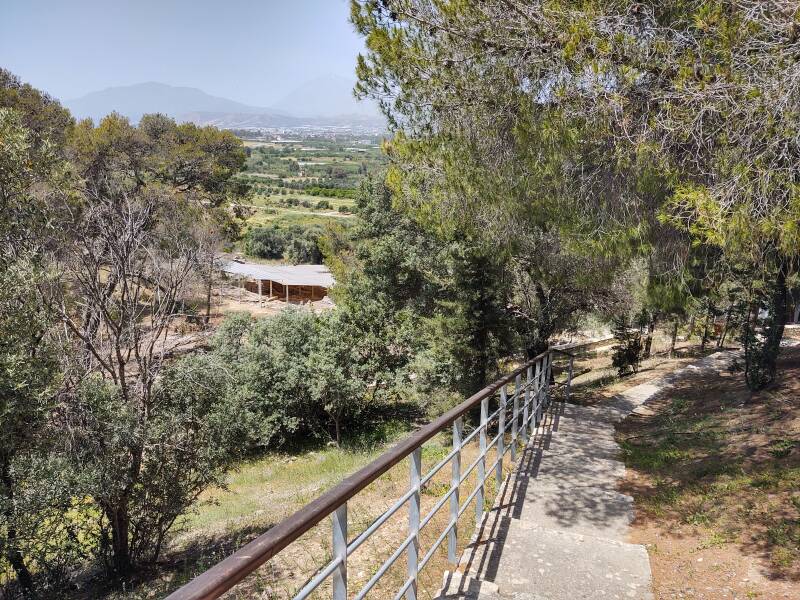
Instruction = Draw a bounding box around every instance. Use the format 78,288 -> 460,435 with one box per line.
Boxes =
332,504 -> 347,600
476,397 -> 488,521
513,373 -> 521,449
566,355 -> 574,402
522,367 -> 530,446
540,354 -> 549,414
532,359 -> 542,434
448,417 -> 463,564
500,386 -> 519,464
541,353 -> 548,410
496,387 -> 506,487
406,448 -> 421,600
545,352 -> 552,408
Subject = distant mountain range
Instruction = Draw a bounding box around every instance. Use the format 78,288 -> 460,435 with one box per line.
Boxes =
63,77 -> 385,129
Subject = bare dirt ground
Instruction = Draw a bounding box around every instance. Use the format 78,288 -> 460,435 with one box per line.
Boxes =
567,337 -> 705,407
604,346 -> 800,600
210,284 -> 334,319
151,285 -> 334,359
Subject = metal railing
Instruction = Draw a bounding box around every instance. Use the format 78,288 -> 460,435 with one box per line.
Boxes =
166,348 -> 575,600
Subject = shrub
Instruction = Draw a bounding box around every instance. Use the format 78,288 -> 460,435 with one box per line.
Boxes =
611,316 -> 642,376
244,226 -> 323,264
65,363 -> 252,570
283,227 -> 323,264
245,226 -> 285,259
212,311 -> 369,448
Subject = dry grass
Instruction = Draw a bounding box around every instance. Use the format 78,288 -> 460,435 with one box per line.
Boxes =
615,346 -> 800,599
566,331 -> 712,407
101,388 -> 533,600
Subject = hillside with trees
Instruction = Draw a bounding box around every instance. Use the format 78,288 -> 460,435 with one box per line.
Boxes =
350,0 -> 799,390
1,1 -> 800,597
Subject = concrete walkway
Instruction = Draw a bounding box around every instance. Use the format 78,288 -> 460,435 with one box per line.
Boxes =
436,351 -> 735,600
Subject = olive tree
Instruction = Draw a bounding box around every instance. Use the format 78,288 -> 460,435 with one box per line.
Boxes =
0,106 -> 64,595
50,113 -> 250,575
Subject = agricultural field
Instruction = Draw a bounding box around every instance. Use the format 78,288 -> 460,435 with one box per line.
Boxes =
235,135 -> 387,233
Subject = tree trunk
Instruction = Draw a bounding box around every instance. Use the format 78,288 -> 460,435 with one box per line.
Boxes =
643,315 -> 656,359
106,502 -> 133,576
526,283 -> 553,359
1,458 -> 36,597
670,320 -> 679,358
701,302 -> 713,351
743,300 -> 754,383
4,528 -> 34,596
743,255 -> 790,390
204,254 -> 213,325
718,305 -> 732,348
758,256 -> 789,387
527,336 -> 549,360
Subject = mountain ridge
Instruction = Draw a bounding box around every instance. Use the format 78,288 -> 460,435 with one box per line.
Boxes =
64,80 -> 384,128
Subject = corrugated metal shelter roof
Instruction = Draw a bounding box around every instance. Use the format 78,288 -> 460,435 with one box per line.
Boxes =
221,261 -> 335,288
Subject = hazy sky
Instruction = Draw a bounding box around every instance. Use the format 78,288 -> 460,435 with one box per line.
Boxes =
0,0 -> 365,104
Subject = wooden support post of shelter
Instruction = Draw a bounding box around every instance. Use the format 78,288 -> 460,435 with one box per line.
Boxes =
258,279 -> 263,306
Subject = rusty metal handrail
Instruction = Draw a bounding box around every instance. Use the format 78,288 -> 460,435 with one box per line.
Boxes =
166,347 -> 575,600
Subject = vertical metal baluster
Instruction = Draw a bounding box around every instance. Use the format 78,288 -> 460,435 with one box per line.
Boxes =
522,366 -> 531,445
532,359 -> 542,434
496,387 -> 506,487
513,375 -> 521,451
448,417 -> 463,564
406,448 -> 421,600
476,397 -> 488,521
539,354 -> 546,414
543,357 -> 549,420
544,352 -> 552,408
332,504 -> 347,600
566,355 -> 574,402
540,355 -> 549,415
511,378 -> 519,462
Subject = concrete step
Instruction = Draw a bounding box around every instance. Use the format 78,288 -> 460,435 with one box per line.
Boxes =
536,416 -> 616,439
537,431 -> 621,459
436,571 -> 502,599
556,403 -> 631,426
517,486 -> 634,542
464,523 -> 653,600
615,382 -> 662,405
436,570 -> 554,600
437,586 -> 551,600
520,448 -> 626,492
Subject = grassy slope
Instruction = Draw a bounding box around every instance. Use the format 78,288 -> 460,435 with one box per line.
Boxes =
178,449 -> 389,536
105,408 -> 502,600
104,443 -> 405,599
616,346 -> 800,598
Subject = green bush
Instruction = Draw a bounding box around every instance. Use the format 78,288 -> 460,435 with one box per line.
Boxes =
210,310 -> 368,447
244,225 -> 323,264
611,316 -> 642,376
56,362 -> 253,574
245,226 -> 285,259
